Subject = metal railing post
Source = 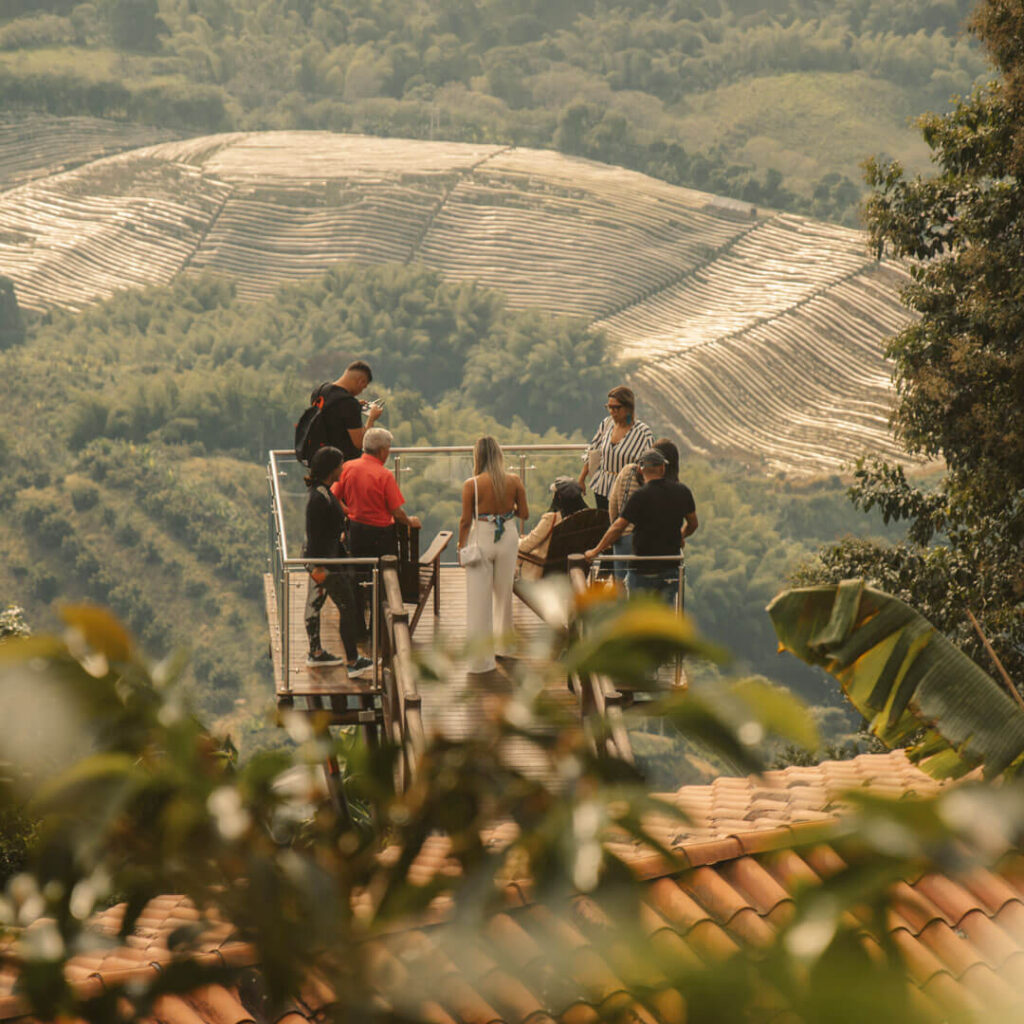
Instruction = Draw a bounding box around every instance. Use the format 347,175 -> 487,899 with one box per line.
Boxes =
393,454 -> 401,491
518,452 -> 527,490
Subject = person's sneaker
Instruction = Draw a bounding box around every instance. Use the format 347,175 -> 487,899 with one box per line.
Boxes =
306,650 -> 345,667
346,655 -> 374,677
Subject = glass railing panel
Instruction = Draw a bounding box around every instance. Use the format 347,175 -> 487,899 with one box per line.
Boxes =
270,445 -> 589,564
392,450 -> 474,545
270,452 -> 312,561
393,445 -> 588,557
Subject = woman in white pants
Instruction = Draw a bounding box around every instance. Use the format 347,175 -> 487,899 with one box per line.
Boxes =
458,437 -> 529,673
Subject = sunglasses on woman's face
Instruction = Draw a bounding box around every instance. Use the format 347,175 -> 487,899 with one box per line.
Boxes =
607,403 -> 623,410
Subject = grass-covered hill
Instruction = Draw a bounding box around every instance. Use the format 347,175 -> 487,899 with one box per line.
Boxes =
0,266 -> 903,752
0,130 -> 911,474
0,0 -> 990,225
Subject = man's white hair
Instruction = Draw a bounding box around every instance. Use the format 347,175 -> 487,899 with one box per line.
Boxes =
363,427 -> 393,455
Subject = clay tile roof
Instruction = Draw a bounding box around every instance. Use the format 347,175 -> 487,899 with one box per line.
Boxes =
2,754 -> 1024,1023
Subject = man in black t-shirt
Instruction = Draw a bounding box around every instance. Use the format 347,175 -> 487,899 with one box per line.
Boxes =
314,359 -> 382,462
585,448 -> 698,606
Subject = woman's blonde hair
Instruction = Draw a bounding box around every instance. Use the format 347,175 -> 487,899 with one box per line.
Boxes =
474,435 -> 507,504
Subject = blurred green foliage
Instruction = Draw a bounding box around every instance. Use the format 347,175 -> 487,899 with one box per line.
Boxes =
0,602 -> 1021,1023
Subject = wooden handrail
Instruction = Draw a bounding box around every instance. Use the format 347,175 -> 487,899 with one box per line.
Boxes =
420,530 -> 453,565
566,556 -> 635,766
380,556 -> 425,786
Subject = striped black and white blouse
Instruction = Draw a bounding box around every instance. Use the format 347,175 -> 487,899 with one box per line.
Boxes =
587,417 -> 654,498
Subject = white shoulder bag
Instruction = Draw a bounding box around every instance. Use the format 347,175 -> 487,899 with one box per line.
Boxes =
459,476 -> 483,567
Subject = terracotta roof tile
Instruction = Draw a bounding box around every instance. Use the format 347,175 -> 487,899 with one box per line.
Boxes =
957,907 -> 1024,966
644,987 -> 686,1024
3,755 -> 1023,1024
436,972 -> 505,1024
889,881 -> 949,932
639,909 -> 705,975
274,1012 -> 310,1024
916,919 -> 985,978
956,962 -> 1022,1010
152,994 -> 210,1024
184,986 -> 254,1024
674,836 -> 743,867
719,857 -> 792,917
801,844 -> 848,879
889,929 -> 950,988
421,1000 -> 460,1024
762,848 -> 822,893
683,867 -> 762,926
960,867 -> 1024,915
477,967 -> 548,1024
995,950 -> 1024,988
679,918 -> 742,963
557,1000 -> 600,1024
298,973 -> 336,1012
993,899 -> 1024,937
919,972 -> 984,1020
644,878 -> 714,933
914,875 -> 983,927
484,913 -> 546,971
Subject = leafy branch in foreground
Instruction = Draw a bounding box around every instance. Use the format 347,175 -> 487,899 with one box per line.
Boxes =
1,598 -> 1022,1023
768,579 -> 1024,779
839,0 -> 1024,693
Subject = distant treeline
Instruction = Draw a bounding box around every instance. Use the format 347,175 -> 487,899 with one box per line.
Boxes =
48,264 -> 614,455
0,0 -> 989,224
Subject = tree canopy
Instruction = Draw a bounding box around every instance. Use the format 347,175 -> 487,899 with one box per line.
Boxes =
0,0 -> 991,224
798,0 -> 1024,694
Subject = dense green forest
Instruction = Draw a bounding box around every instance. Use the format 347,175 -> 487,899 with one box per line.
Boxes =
0,265 -> 903,749
0,0 -> 990,223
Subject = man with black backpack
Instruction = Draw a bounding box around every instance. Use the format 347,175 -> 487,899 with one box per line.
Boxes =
296,359 -> 382,465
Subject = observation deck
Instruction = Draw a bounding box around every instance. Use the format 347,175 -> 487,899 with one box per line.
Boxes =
265,445 -> 685,796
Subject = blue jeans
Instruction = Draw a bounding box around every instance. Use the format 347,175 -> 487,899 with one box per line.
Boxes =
612,534 -> 632,581
627,570 -> 679,609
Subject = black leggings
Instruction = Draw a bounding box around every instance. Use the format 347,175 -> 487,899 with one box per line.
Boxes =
304,569 -> 362,660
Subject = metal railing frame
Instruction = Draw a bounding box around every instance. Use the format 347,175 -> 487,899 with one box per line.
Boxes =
270,445 -> 589,567
268,450 -> 382,694
267,448 -> 687,779
585,552 -> 686,614
379,555 -> 425,790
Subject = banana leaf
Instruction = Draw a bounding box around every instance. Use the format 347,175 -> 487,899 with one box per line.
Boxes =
766,579 -> 1024,780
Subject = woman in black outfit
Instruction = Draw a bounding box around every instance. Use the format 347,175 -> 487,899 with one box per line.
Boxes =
303,446 -> 372,674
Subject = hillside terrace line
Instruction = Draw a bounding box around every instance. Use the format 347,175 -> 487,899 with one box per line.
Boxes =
0,128 -> 914,475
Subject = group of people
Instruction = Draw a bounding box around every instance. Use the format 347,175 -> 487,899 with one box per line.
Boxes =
301,361 -> 420,673
302,362 -> 699,677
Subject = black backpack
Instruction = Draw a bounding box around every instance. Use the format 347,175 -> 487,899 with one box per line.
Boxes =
294,383 -> 345,466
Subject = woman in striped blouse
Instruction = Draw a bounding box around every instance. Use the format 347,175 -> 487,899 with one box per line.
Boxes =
577,386 -> 654,513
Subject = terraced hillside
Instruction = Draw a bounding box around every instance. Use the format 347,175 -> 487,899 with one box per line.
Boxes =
0,129 -> 911,473
0,114 -> 177,191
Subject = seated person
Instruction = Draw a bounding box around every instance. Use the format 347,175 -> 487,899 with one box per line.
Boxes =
517,476 -> 587,580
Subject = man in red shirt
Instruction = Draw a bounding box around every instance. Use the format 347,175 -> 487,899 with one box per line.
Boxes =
333,427 -> 421,562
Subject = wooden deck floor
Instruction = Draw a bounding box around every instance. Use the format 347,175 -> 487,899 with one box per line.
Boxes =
266,568 -> 574,777
265,573 -> 380,697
